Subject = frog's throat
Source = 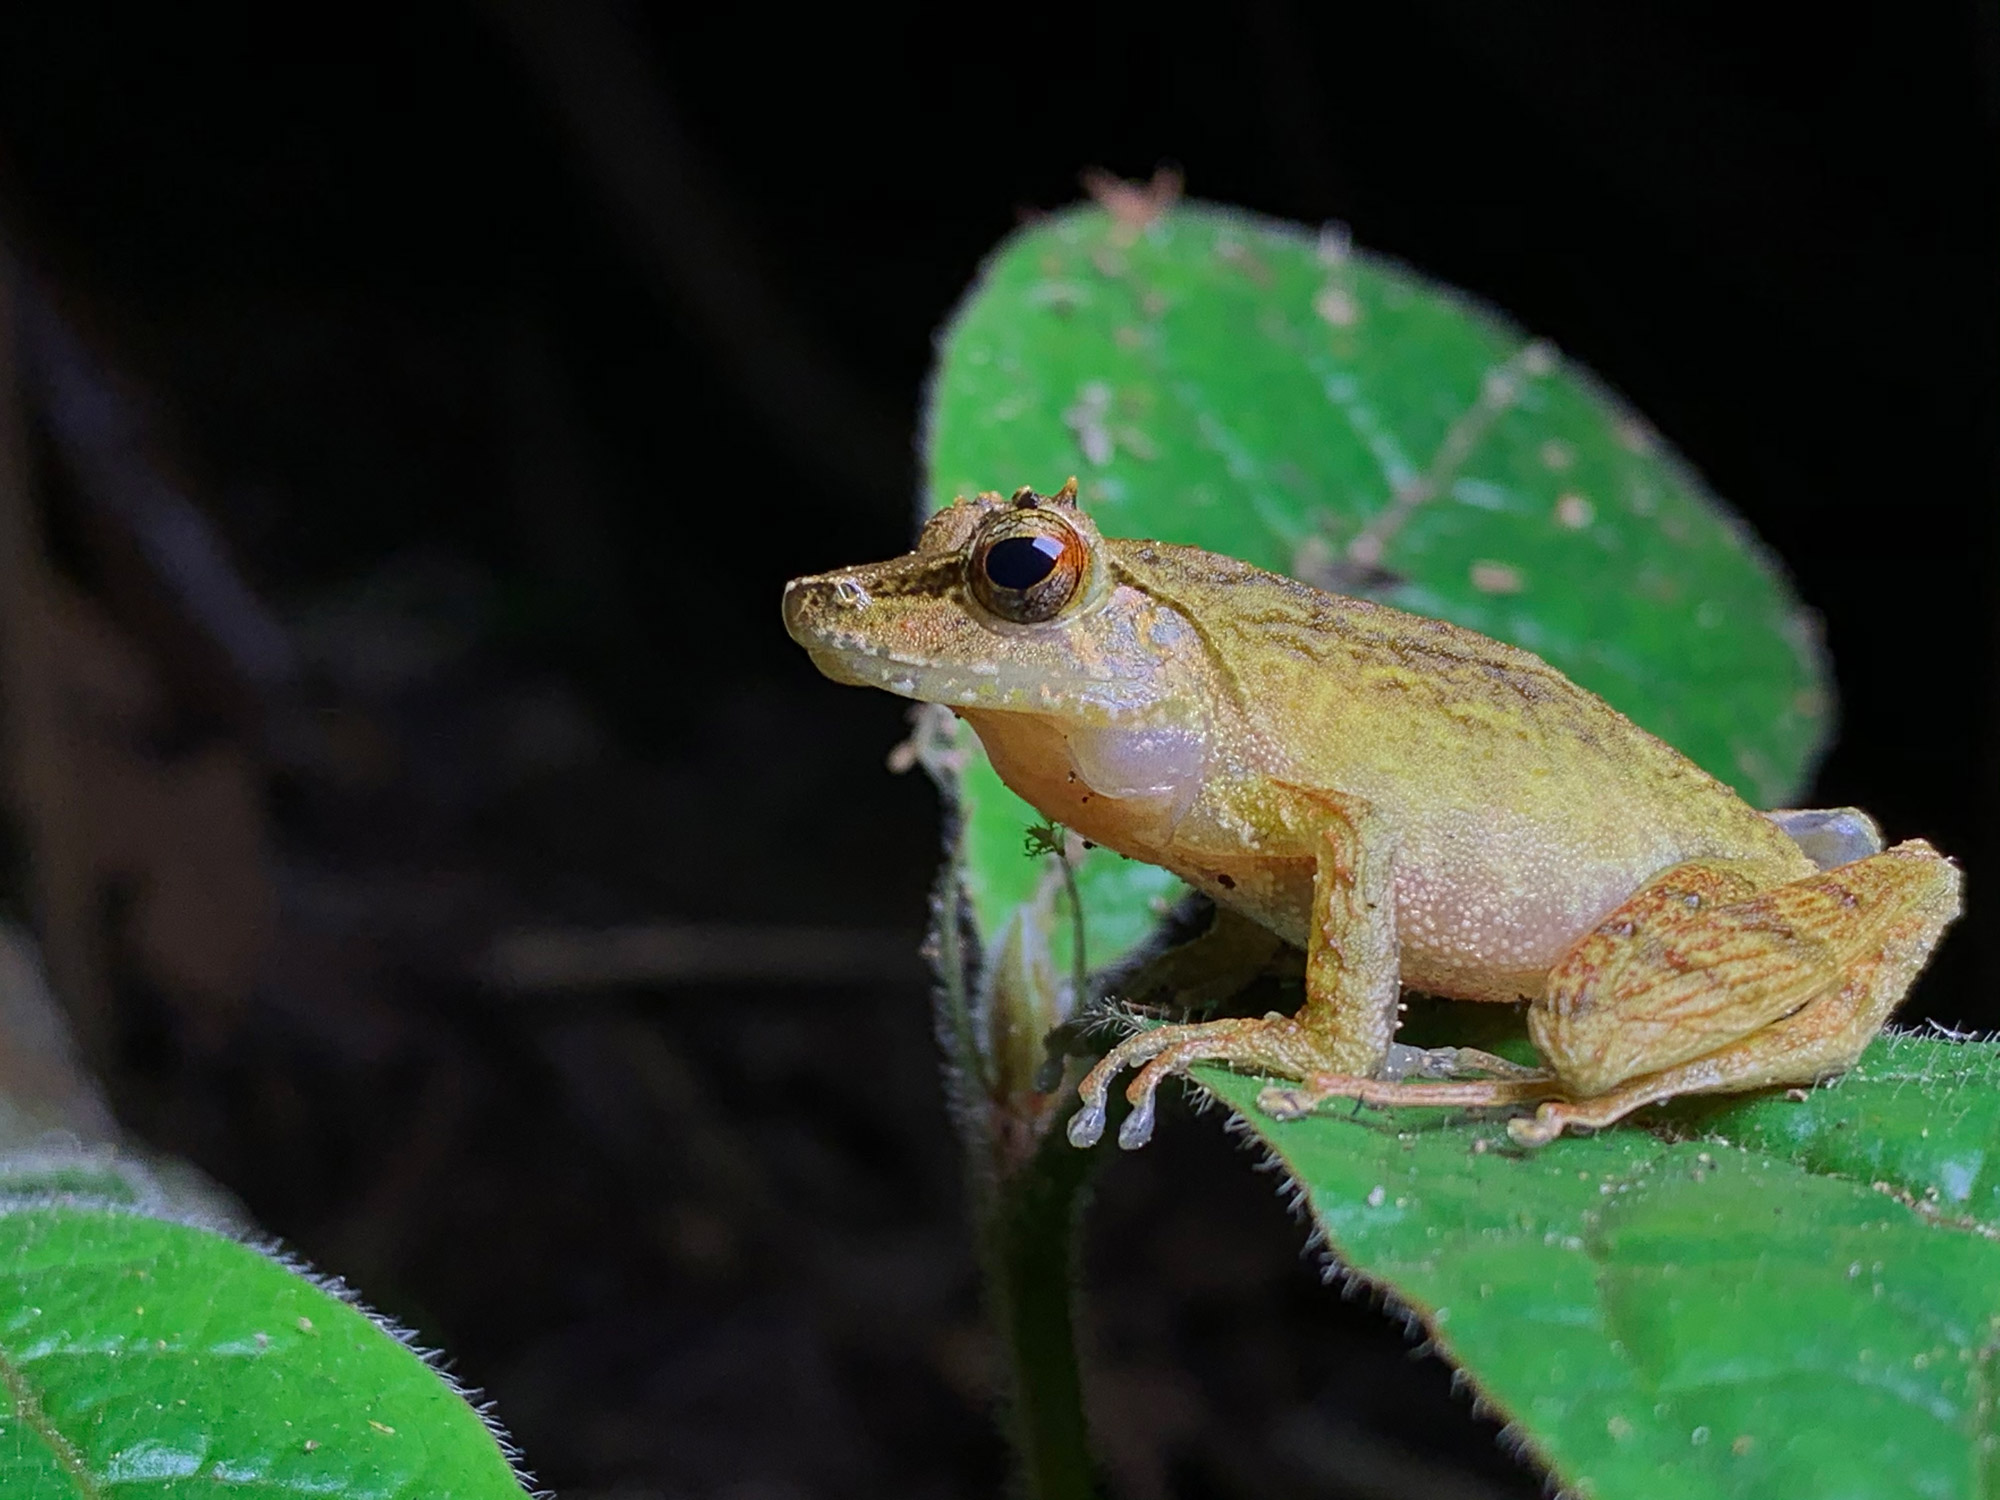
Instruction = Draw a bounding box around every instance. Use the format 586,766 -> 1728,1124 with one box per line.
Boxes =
1063,722 -> 1208,801
962,708 -> 1209,849
798,640 -> 1162,718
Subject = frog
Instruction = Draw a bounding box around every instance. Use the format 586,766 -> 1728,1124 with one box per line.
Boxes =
782,480 -> 1962,1148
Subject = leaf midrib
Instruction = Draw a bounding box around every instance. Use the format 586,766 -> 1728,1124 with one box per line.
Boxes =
0,1340 -> 101,1498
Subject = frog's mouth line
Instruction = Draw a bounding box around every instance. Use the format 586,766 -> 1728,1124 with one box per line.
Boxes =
784,571 -> 1166,719
801,638 -> 1072,713
783,577 -> 1001,705
798,624 -> 1170,723
781,569 -> 1005,704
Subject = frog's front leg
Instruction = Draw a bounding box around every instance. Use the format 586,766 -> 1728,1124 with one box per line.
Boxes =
1070,792 -> 1410,1150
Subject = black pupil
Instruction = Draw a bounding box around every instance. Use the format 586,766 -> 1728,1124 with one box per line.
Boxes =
984,535 -> 1064,591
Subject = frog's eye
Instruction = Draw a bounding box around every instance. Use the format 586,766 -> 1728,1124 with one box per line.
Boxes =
969,515 -> 1087,624
984,536 -> 1063,589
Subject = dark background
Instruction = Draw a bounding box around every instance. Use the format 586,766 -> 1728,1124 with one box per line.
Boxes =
0,4 -> 1992,1497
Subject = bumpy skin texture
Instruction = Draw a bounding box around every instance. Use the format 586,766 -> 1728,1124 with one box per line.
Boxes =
783,485 -> 1962,1146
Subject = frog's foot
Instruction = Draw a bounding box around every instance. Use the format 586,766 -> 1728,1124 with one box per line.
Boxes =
1067,1019 -> 1560,1150
1263,1069 -> 1714,1147
1380,1042 -> 1549,1083
1256,1071 -> 1563,1123
1507,1084 -> 1675,1147
1070,1014 -> 1350,1150
1502,1032 -> 1844,1147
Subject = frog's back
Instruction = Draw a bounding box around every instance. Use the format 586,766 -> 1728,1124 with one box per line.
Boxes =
1108,540 -> 1803,873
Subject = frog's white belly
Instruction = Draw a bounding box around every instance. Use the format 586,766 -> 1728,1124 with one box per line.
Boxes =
1191,805 -> 1679,1005
969,708 -> 1722,1003
1395,806 -> 1677,1001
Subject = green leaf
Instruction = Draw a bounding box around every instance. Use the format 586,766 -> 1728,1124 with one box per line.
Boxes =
924,199 -> 1831,977
0,1181 -> 526,1497
919,198 -> 1918,1498
1197,1031 -> 2000,1500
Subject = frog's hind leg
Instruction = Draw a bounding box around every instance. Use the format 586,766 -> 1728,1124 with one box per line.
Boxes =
1380,1041 -> 1549,1083
1512,839 -> 1962,1145
1245,1041 -> 1558,1127
1256,1068 -> 1563,1124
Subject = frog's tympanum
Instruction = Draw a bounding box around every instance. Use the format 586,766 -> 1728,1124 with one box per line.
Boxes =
783,482 -> 1962,1147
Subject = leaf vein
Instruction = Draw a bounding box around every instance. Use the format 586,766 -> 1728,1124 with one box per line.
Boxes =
0,1340 -> 101,1498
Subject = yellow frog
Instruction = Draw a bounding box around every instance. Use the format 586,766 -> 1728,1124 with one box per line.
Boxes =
782,481 -> 1961,1147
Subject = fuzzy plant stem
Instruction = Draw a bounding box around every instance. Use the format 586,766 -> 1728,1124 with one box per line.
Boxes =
930,837 -> 1109,1500
979,1123 -> 1106,1500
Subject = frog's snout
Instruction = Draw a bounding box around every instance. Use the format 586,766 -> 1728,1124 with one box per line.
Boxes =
784,550 -> 1113,710
783,567 -> 892,655
782,567 -> 918,692
780,571 -> 843,649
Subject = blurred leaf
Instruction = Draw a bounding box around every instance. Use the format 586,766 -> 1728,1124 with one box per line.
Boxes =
925,200 -> 1831,975
1198,1032 -> 2000,1500
0,1177 -> 525,1497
